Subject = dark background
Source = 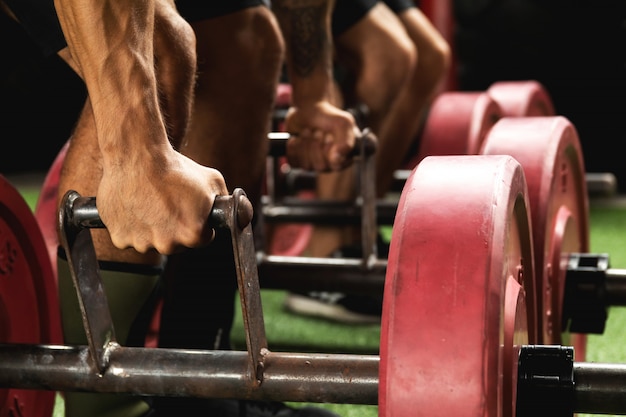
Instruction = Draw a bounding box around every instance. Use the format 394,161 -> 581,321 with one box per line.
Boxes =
0,12 -> 85,174
453,0 -> 626,191
1,1 -> 625,190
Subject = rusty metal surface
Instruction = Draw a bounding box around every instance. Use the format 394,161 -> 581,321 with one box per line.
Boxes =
59,191 -> 117,374
257,254 -> 386,295
262,198 -> 397,226
224,189 -> 268,384
0,343 -> 379,404
358,129 -> 379,264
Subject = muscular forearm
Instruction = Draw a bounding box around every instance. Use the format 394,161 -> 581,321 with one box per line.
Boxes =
54,0 -> 169,167
272,0 -> 335,106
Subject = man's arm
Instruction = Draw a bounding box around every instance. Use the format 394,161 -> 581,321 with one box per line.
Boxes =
272,0 -> 358,172
53,0 -> 229,255
54,0 -> 167,165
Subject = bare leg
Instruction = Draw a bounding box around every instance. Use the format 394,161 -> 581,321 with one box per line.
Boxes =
374,7 -> 451,193
180,7 -> 285,206
285,4 -> 450,324
305,3 -> 417,257
153,7 -> 285,412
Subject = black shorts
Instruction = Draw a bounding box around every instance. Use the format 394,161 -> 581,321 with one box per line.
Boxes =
332,0 -> 416,37
383,0 -> 416,14
2,0 -> 266,57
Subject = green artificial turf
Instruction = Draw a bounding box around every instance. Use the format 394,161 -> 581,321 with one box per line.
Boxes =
14,188 -> 626,417
586,205 -> 626,364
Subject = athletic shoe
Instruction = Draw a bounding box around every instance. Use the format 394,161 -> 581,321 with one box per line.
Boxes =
284,291 -> 382,325
283,240 -> 386,325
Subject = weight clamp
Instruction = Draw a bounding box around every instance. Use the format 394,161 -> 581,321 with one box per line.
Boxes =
516,345 -> 574,417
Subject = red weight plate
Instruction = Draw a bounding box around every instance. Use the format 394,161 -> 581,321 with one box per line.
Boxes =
0,175 -> 62,417
275,83 -> 292,108
409,91 -> 502,168
266,188 -> 315,257
380,155 -> 536,417
482,116 -> 590,357
487,80 -> 555,117
268,222 -> 314,257
34,141 -> 69,278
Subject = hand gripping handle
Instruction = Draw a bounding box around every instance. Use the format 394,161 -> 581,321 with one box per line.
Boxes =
59,188 -> 268,385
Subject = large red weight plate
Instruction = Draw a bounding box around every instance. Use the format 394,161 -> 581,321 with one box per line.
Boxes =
380,155 -> 537,417
0,175 -> 62,417
482,116 -> 590,357
409,91 -> 502,168
487,80 -> 555,117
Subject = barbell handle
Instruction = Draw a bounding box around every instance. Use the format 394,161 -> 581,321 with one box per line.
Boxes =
62,191 -> 253,231
266,129 -> 380,265
59,188 -> 267,385
267,128 -> 377,158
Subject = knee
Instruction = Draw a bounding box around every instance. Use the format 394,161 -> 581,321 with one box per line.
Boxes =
193,7 -> 285,99
414,32 -> 452,90
385,36 -> 417,95
240,7 -> 286,85
357,35 -> 416,114
416,35 -> 451,90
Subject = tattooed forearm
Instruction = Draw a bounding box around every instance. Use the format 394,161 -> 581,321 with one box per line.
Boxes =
290,5 -> 325,76
273,0 -> 333,77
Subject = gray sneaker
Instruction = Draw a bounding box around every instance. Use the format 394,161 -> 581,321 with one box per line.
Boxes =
284,291 -> 382,325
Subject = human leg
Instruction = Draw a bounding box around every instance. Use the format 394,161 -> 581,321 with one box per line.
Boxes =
374,2 -> 451,192
155,4 -> 283,349
303,1 -> 417,260
286,1 -> 451,324
155,3 -> 285,353
319,0 -> 451,228
153,5 -> 341,416
148,1 -> 285,413
177,4 -> 285,204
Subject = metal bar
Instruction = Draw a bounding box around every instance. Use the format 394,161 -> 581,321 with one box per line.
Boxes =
359,128 -> 378,264
58,191 -> 117,374
605,269 -> 626,306
227,189 -> 269,384
257,254 -> 386,295
574,362 -> 626,414
6,343 -> 626,414
0,344 -> 379,405
262,199 -> 398,226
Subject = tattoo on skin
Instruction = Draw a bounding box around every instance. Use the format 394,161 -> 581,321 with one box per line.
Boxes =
275,0 -> 329,77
